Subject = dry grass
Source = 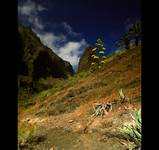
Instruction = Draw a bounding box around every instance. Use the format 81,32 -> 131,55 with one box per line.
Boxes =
19,46 -> 141,124
18,121 -> 37,146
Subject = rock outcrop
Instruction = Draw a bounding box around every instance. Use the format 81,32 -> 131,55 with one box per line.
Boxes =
77,47 -> 93,72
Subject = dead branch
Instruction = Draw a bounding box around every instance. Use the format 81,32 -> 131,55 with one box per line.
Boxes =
92,89 -> 130,117
93,102 -> 112,117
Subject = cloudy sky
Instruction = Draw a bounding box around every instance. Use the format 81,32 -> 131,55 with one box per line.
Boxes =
18,0 -> 141,71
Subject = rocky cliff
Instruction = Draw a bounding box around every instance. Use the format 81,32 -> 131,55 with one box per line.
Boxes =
77,47 -> 94,72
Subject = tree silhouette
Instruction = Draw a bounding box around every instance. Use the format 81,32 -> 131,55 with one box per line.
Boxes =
128,21 -> 141,46
114,34 -> 131,50
113,20 -> 141,51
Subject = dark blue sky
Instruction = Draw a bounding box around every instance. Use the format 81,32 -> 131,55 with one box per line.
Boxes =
18,0 -> 141,71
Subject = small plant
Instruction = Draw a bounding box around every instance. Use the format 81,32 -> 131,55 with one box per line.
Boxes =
18,122 -> 37,147
91,38 -> 107,71
119,109 -> 141,150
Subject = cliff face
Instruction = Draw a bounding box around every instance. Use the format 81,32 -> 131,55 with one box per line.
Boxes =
77,47 -> 94,72
18,24 -> 74,91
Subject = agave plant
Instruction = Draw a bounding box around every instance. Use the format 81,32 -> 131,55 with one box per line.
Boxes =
119,109 -> 142,150
91,38 -> 107,70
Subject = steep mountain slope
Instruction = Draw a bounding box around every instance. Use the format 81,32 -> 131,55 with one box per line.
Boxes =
18,46 -> 141,150
18,24 -> 74,92
77,47 -> 93,72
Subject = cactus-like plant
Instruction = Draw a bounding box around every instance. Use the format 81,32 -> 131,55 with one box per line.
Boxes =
119,109 -> 141,150
91,38 -> 107,71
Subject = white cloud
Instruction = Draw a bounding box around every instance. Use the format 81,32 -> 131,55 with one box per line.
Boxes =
37,32 -> 88,71
36,32 -> 67,51
62,22 -> 81,36
18,4 -> 34,16
58,39 -> 88,70
18,0 -> 35,16
18,0 -> 89,71
33,17 -> 44,30
18,0 -> 40,16
18,0 -> 46,30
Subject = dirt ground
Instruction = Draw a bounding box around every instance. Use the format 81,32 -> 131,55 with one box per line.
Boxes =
19,96 -> 141,150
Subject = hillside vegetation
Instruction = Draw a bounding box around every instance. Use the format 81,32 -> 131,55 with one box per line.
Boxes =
18,24 -> 74,100
18,45 -> 141,150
